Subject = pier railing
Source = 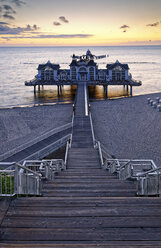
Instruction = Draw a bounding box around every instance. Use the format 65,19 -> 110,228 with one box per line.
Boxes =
0,162 -> 41,197
65,134 -> 72,168
103,159 -> 157,180
101,157 -> 160,196
137,166 -> 161,196
0,159 -> 66,197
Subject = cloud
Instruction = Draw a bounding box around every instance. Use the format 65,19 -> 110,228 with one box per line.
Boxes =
33,24 -> 39,30
3,14 -> 15,20
0,4 -> 16,20
59,16 -> 69,23
146,22 -> 160,27
120,24 -> 130,33
0,0 -> 25,7
2,4 -> 16,13
1,33 -> 94,39
53,22 -> 61,26
0,24 -> 40,34
0,21 -> 9,24
120,25 -> 130,29
11,0 -> 25,7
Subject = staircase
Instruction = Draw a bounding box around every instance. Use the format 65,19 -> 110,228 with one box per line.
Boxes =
1,83 -> 161,247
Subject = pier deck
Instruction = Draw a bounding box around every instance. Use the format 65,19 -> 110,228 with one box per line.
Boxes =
0,83 -> 161,247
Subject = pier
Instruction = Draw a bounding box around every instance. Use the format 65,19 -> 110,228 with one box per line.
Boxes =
0,82 -> 161,247
25,50 -> 142,98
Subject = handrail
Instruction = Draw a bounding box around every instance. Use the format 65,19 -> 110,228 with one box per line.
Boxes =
97,141 -> 104,167
137,166 -> 161,177
0,122 -> 72,162
89,113 -> 96,147
0,158 -> 66,197
118,160 -> 131,170
0,162 -> 16,170
16,163 -> 41,178
64,134 -> 72,167
20,134 -> 71,162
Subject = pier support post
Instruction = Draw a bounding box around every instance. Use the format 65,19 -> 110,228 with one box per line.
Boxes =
38,85 -> 40,92
57,85 -> 60,96
130,86 -> 133,96
34,85 -> 36,94
60,85 -> 62,94
105,85 -> 108,99
126,85 -> 129,94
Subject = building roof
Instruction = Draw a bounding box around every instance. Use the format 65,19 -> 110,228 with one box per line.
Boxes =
106,60 -> 129,70
70,59 -> 96,67
87,60 -> 97,66
70,60 -> 78,66
38,61 -> 60,70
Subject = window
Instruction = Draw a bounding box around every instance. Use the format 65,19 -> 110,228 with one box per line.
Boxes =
99,71 -> 105,80
89,67 -> 94,80
71,67 -> 76,80
112,66 -> 125,81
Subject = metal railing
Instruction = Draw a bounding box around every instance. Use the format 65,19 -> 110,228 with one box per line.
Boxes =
21,134 -> 71,162
104,159 -> 157,180
0,158 -> 66,197
89,112 -> 96,147
0,123 -> 72,162
119,160 -> 157,180
0,163 -> 41,197
96,141 -> 104,167
137,166 -> 161,196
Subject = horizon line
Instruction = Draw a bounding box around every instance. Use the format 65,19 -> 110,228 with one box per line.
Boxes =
0,44 -> 161,48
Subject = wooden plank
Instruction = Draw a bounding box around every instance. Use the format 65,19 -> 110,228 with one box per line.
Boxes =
11,197 -> 161,205
6,206 -> 161,217
1,241 -> 161,247
1,227 -> 161,241
2,216 -> 161,228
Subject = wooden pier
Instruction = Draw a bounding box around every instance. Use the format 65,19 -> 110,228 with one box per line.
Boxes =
25,78 -> 141,98
1,83 -> 161,247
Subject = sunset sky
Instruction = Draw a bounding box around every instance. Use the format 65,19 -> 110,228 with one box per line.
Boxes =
0,0 -> 161,46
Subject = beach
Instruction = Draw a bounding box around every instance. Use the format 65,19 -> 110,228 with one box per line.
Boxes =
1,93 -> 161,166
91,92 -> 161,167
0,104 -> 73,156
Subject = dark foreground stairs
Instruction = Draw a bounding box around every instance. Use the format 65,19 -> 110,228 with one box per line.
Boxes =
1,146 -> 161,247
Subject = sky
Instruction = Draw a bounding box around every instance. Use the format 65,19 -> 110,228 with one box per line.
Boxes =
0,0 -> 161,46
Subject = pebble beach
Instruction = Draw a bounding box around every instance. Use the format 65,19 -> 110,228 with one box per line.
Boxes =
0,104 -> 73,156
91,92 -> 161,167
1,92 -> 161,166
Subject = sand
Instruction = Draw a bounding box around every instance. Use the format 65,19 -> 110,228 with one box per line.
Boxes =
0,104 -> 73,155
91,93 -> 161,167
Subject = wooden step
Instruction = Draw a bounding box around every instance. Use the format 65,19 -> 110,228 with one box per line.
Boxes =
1,241 -> 161,247
10,197 -> 161,206
42,191 -> 136,197
3,216 -> 161,228
6,205 -> 161,217
1,227 -> 161,241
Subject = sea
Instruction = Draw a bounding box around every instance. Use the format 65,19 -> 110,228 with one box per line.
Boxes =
0,46 -> 161,108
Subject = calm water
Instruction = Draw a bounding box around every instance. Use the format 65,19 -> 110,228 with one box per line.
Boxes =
0,46 -> 161,108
